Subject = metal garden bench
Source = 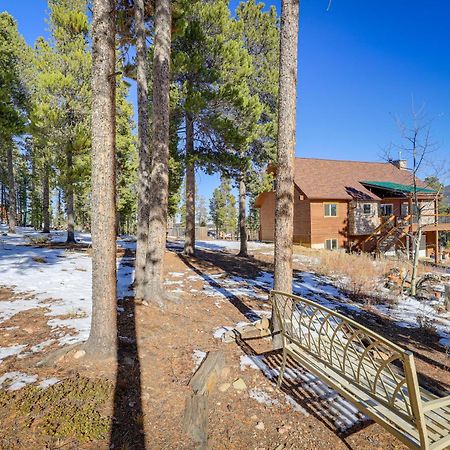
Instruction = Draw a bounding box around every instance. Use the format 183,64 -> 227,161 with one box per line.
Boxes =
271,290 -> 450,450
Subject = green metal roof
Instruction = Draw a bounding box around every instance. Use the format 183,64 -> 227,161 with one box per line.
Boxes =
361,180 -> 436,194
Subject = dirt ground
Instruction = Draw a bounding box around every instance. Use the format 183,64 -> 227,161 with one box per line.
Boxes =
0,243 -> 449,450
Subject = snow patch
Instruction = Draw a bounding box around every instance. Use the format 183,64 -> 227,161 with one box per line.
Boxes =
0,344 -> 27,362
192,350 -> 207,372
213,326 -> 232,339
0,371 -> 38,391
39,377 -> 60,389
239,353 -> 366,430
249,388 -> 279,406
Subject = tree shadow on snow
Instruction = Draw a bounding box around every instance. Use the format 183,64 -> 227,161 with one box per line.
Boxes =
176,245 -> 450,393
178,251 -> 261,322
236,336 -> 371,450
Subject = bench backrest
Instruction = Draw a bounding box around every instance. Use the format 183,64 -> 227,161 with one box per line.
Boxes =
271,290 -> 427,441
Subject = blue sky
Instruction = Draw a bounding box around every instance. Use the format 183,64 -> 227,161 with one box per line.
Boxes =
3,0 -> 450,200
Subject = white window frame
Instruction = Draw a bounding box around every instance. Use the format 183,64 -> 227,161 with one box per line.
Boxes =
401,203 -> 409,217
362,203 -> 372,215
380,203 -> 394,216
325,239 -> 338,250
324,203 -> 338,217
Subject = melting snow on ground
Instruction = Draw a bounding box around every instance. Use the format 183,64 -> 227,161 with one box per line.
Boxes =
192,349 -> 207,372
0,371 -> 38,391
203,265 -> 449,351
240,355 -> 365,431
1,227 -> 449,368
39,377 -> 60,389
0,371 -> 59,391
249,388 -> 279,406
0,344 -> 28,363
0,225 -> 135,359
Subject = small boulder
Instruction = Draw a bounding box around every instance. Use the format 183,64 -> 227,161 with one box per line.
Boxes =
73,349 -> 86,360
255,317 -> 270,330
232,377 -> 247,391
255,421 -> 265,430
218,383 -> 231,393
222,330 -> 236,343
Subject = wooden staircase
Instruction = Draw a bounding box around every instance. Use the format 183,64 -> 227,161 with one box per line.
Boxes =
356,215 -> 411,254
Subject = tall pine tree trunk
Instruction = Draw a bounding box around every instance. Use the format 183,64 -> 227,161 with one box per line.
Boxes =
1,183 -> 5,223
56,188 -> 62,228
6,144 -> 16,234
66,147 -> 76,243
42,164 -> 50,233
30,153 -> 38,229
184,112 -> 195,256
86,0 -> 117,358
238,176 -> 248,257
143,0 -> 172,304
134,0 -> 151,300
272,0 -> 299,349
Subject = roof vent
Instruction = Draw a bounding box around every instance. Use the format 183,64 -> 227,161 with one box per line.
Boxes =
390,159 -> 408,170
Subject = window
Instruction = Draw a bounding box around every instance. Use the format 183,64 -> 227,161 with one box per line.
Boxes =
324,203 -> 337,217
363,204 -> 372,214
380,204 -> 393,216
401,203 -> 409,217
325,239 -> 338,250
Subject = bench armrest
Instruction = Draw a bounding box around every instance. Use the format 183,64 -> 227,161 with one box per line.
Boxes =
422,394 -> 450,412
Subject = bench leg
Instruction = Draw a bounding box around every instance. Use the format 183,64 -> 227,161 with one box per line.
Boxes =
277,346 -> 287,388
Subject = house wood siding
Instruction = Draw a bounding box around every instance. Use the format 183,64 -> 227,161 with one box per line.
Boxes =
259,191 -> 276,241
259,189 -> 312,244
293,187 -> 311,245
254,159 -> 445,254
310,200 -> 349,248
380,198 -> 403,217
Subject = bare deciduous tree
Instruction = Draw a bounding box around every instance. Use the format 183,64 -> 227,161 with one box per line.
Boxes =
386,106 -> 447,296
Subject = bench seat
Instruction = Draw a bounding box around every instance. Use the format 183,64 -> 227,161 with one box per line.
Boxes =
272,290 -> 450,450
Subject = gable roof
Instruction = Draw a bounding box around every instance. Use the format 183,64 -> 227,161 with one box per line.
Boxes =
292,158 -> 429,200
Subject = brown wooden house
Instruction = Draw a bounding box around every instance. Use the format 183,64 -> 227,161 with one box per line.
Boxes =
254,158 -> 450,260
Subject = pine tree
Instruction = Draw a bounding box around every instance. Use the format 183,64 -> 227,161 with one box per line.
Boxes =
171,0 -> 261,256
196,194 -> 208,226
209,177 -> 237,236
86,0 -> 117,358
272,0 -> 300,349
209,187 -> 226,236
234,0 -> 280,256
0,13 -> 28,233
143,0 -> 172,305
27,36 -> 58,233
46,0 -> 92,243
134,0 -> 151,299
116,70 -> 137,235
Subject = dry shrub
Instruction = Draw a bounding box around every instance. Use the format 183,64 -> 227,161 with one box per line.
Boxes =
316,251 -> 383,296
416,313 -> 438,334
294,245 -> 444,299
